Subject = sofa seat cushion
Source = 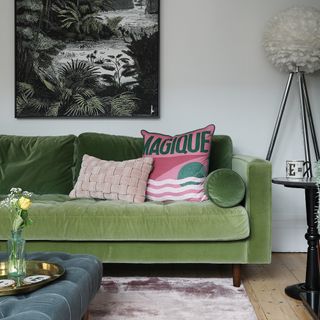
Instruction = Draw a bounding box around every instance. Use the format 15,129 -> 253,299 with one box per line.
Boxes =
0,194 -> 250,242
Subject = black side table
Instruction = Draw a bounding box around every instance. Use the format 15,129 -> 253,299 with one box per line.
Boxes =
273,178 -> 320,318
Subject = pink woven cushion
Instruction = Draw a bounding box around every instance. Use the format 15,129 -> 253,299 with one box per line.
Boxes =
70,155 -> 153,203
141,124 -> 215,202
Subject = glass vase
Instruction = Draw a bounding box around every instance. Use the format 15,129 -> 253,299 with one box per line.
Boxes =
7,230 -> 26,277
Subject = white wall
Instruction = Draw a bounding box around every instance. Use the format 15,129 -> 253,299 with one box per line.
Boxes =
1,0 -> 320,251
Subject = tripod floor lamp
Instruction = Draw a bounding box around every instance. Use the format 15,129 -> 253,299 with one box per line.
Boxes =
263,6 -> 320,177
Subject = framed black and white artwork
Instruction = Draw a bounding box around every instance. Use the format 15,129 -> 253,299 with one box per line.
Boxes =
15,0 -> 159,118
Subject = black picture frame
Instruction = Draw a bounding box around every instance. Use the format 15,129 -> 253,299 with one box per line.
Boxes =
15,0 -> 159,118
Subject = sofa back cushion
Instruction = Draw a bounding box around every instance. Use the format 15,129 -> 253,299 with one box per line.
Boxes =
208,135 -> 233,171
75,133 -> 233,182
75,132 -> 144,179
0,135 -> 76,194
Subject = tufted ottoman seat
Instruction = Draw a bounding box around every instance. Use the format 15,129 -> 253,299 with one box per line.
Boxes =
0,252 -> 102,320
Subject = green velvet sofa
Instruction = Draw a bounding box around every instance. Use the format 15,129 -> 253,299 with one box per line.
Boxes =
0,133 -> 272,286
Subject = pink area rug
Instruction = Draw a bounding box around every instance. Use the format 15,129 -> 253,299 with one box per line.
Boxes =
89,277 -> 257,320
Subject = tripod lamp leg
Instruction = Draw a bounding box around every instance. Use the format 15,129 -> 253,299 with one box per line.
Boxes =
298,72 -> 312,177
266,72 -> 294,161
301,73 -> 320,161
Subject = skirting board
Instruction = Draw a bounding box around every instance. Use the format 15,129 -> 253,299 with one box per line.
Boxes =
272,217 -> 308,252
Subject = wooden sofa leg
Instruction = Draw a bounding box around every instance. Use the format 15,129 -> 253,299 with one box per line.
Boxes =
82,310 -> 90,320
232,264 -> 241,287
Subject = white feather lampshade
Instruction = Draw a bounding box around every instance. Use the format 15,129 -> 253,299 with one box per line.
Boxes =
263,6 -> 320,74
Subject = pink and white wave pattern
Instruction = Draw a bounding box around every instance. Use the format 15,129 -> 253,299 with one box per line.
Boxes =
146,177 -> 207,202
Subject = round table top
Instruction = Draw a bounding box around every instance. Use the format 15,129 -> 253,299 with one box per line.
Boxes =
272,177 -> 318,189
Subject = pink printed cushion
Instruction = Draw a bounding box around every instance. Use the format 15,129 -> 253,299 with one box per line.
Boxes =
69,155 -> 153,203
141,124 -> 215,202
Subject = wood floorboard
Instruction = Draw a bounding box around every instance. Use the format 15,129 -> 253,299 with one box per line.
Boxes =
243,253 -> 313,320
104,253 -> 313,320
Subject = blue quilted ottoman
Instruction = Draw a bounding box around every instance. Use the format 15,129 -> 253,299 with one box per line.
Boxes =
0,252 -> 102,320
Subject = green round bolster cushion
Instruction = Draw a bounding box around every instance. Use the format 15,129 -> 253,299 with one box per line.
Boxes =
205,168 -> 246,208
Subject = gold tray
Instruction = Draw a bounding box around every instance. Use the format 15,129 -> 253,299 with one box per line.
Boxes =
0,260 -> 65,296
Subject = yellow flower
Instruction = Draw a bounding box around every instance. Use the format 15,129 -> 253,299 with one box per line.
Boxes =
18,197 -> 32,210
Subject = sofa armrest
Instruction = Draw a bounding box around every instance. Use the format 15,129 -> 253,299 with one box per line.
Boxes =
232,154 -> 272,263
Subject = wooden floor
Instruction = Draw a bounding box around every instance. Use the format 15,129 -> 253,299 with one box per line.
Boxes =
104,253 -> 312,320
243,253 -> 312,320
